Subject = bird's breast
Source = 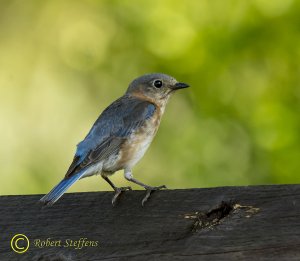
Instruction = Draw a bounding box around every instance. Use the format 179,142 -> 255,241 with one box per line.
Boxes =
117,111 -> 162,169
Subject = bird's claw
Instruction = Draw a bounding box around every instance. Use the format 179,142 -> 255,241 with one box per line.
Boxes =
112,186 -> 132,206
142,185 -> 167,206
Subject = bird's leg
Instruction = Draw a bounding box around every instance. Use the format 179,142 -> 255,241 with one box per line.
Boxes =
124,169 -> 167,206
101,175 -> 131,206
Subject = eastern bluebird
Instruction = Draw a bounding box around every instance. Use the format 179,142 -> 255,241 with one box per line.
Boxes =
40,73 -> 189,206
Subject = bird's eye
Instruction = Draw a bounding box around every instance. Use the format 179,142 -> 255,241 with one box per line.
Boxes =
153,80 -> 163,88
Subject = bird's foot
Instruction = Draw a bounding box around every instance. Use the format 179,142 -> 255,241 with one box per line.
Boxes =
142,185 -> 167,206
112,186 -> 132,206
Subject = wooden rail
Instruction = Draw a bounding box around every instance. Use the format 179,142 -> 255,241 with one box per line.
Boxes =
1,185 -> 300,260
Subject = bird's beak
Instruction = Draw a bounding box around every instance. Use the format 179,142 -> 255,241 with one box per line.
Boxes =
171,82 -> 190,90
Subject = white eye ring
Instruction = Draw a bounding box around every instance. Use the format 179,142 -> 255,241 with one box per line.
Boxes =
153,80 -> 163,88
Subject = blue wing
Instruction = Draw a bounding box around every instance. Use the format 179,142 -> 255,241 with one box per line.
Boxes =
40,95 -> 156,205
65,95 -> 156,178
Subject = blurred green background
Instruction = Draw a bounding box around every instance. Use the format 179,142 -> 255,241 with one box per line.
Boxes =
1,0 -> 300,195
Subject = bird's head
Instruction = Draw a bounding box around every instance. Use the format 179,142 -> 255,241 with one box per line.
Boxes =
126,73 -> 189,101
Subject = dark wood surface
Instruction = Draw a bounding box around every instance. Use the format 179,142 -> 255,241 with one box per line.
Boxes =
0,185 -> 299,260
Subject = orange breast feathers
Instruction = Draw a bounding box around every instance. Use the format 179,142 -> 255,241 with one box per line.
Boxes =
117,107 -> 162,170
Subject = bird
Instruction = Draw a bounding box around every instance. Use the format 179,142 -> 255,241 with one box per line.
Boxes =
40,73 -> 189,206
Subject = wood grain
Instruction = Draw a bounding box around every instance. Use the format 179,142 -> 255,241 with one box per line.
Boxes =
0,185 -> 299,260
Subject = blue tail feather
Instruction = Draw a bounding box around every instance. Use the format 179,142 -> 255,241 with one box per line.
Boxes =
40,171 -> 85,206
